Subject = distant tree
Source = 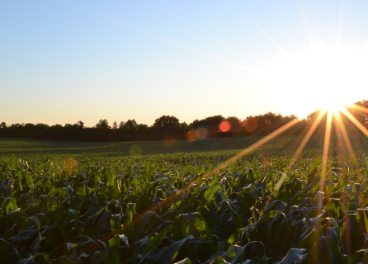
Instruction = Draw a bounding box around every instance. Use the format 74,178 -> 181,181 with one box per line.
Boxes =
125,119 -> 137,128
119,121 -> 125,129
50,124 -> 63,140
95,119 -> 110,129
356,99 -> 368,108
152,115 -> 182,139
189,115 -> 224,138
118,119 -> 139,141
76,121 -> 84,129
241,116 -> 258,134
354,100 -> 368,128
204,115 -> 224,128
263,112 -> 282,125
0,122 -> 6,137
2,99 -> 368,142
307,110 -> 323,122
153,115 -> 179,128
226,116 -> 243,133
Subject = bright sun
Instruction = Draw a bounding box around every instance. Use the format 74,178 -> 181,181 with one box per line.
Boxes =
266,46 -> 368,119
322,98 -> 345,114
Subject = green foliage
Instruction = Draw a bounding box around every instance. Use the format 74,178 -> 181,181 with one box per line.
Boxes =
1,149 -> 368,263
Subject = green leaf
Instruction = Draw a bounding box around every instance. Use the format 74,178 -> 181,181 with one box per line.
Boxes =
279,248 -> 307,264
210,256 -> 229,264
4,198 -> 17,214
231,241 -> 266,263
174,257 -> 192,264
0,238 -> 19,263
25,173 -> 34,188
119,234 -> 130,248
152,235 -> 194,264
193,213 -> 212,241
228,229 -> 242,245
143,223 -> 173,255
201,176 -> 221,207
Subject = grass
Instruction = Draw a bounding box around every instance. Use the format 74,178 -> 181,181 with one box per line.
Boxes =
2,134 -> 368,263
1,134 -> 367,160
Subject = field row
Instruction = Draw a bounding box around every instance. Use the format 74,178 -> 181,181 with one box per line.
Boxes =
1,150 -> 368,263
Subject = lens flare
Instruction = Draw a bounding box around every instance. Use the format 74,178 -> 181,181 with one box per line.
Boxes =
195,127 -> 209,139
163,136 -> 176,148
219,121 -> 231,132
129,144 -> 143,156
63,157 -> 78,174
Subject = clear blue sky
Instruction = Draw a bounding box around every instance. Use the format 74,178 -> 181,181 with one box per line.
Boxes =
1,0 -> 368,126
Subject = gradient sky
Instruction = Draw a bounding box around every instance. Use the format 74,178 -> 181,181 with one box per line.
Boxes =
1,0 -> 368,127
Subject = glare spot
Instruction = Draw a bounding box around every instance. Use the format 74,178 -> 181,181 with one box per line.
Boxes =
163,136 -> 176,148
63,157 -> 78,174
219,121 -> 231,132
241,118 -> 258,132
185,130 -> 197,142
195,127 -> 209,139
129,144 -> 142,156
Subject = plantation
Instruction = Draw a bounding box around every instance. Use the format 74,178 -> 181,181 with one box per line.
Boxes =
5,0 -> 368,262
1,136 -> 368,263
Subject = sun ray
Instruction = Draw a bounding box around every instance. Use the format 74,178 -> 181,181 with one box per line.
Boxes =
133,118 -> 300,222
309,111 -> 333,261
336,0 -> 345,48
277,109 -> 325,191
319,111 -> 333,198
130,28 -> 260,75
347,103 -> 368,115
150,3 -> 274,70
311,0 -> 323,47
340,107 -> 368,138
336,108 -> 356,256
292,109 -> 326,163
296,0 -> 315,48
210,119 -> 299,168
334,111 -> 359,169
230,1 -> 289,56
75,5 -> 259,76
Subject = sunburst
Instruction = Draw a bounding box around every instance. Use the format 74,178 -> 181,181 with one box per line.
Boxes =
129,2 -> 368,224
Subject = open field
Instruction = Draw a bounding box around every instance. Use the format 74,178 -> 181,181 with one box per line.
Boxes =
2,135 -> 368,263
1,134 -> 368,160
0,136 -> 302,158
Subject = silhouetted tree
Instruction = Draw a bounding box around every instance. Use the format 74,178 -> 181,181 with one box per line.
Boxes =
226,116 -> 243,133
119,121 -> 125,129
153,115 -> 179,128
2,99 -> 368,142
76,121 -> 84,129
96,119 -> 110,129
125,119 -> 137,128
151,115 -> 182,139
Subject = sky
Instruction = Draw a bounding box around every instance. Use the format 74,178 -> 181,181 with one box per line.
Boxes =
1,0 -> 368,127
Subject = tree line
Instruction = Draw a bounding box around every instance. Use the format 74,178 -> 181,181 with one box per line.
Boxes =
1,100 -> 367,142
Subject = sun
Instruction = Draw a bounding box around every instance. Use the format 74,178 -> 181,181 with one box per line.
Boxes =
265,46 -> 368,119
322,98 -> 346,115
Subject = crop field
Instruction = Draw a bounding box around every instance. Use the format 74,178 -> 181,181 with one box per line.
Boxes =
0,136 -> 307,159
2,134 -> 368,159
2,136 -> 368,263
